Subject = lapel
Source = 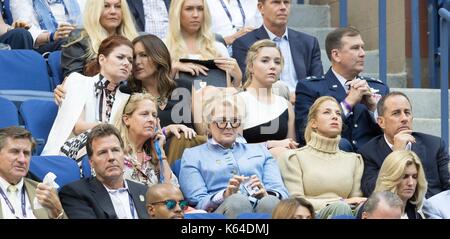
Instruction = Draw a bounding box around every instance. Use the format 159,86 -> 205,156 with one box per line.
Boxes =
24,179 -> 49,219
163,0 -> 170,11
89,178 -> 118,219
411,133 -> 427,164
255,25 -> 270,41
377,136 -> 393,166
136,0 -> 145,29
324,68 -> 347,101
287,29 -> 303,76
109,88 -> 131,125
127,180 -> 147,219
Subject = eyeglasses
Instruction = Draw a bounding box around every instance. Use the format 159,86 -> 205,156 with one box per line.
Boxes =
212,117 -> 241,129
150,200 -> 189,210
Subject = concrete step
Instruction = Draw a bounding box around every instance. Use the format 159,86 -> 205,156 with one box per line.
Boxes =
413,118 -> 448,143
288,4 -> 331,28
320,50 -> 380,74
390,88 -> 450,119
291,27 -> 335,50
364,72 -> 407,88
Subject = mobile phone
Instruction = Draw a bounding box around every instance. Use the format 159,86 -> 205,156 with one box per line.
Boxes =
242,177 -> 258,196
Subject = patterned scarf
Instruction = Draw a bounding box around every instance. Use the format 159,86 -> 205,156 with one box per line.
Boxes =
94,75 -> 119,122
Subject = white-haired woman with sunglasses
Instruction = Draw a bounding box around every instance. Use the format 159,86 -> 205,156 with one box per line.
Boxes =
179,92 -> 288,219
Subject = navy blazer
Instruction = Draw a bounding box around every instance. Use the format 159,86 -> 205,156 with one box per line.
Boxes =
232,25 -> 323,83
295,68 -> 389,150
126,0 -> 170,32
59,177 -> 149,219
358,132 -> 450,198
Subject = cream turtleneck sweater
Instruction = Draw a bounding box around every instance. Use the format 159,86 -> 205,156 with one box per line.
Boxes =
278,132 -> 364,211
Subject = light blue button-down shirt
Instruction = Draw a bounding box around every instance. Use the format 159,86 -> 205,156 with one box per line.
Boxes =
264,26 -> 298,92
179,138 -> 289,210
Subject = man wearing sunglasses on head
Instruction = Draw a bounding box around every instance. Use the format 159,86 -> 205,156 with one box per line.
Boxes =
179,93 -> 288,219
147,183 -> 186,219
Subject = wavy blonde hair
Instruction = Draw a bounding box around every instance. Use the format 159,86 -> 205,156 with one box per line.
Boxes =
166,0 -> 219,61
304,96 -> 341,143
374,150 -> 427,210
65,0 -> 138,62
243,39 -> 284,89
114,93 -> 158,163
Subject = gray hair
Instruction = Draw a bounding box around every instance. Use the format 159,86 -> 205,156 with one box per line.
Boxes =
363,191 -> 403,214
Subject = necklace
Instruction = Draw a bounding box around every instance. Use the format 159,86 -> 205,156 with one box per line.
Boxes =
142,88 -> 168,109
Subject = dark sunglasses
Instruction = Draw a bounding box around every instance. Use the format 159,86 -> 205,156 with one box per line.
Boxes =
213,117 -> 241,129
150,200 -> 189,210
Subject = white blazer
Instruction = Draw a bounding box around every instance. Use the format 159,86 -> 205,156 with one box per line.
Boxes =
42,73 -> 130,155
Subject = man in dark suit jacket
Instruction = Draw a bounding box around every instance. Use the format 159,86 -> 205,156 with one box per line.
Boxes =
359,92 -> 450,198
59,124 -> 148,219
126,0 -> 170,33
295,27 -> 389,150
232,0 -> 323,93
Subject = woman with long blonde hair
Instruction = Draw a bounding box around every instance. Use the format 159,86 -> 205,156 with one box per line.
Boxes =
165,0 -> 241,87
61,0 -> 138,78
374,150 -> 427,219
114,93 -> 178,186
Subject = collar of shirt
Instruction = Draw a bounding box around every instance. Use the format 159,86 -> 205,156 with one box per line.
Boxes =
0,177 -> 24,194
383,134 -> 412,150
264,24 -> 289,41
103,180 -> 129,194
332,67 -> 357,93
208,137 -> 236,149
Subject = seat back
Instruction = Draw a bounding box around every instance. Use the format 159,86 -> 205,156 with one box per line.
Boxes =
184,213 -> 227,219
47,51 -> 63,89
236,213 -> 271,219
0,50 -> 52,91
19,99 -> 58,155
29,156 -> 81,189
171,159 -> 181,179
0,96 -> 19,128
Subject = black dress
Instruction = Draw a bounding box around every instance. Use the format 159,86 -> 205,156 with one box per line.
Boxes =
239,91 -> 289,143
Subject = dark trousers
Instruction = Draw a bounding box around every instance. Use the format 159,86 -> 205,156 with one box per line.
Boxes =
35,39 -> 66,54
0,28 -> 33,49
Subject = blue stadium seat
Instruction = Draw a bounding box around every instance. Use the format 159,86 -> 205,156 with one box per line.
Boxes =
0,50 -> 52,91
47,51 -> 63,89
0,96 -> 19,128
171,159 -> 181,178
236,213 -> 271,219
330,215 -> 356,219
81,155 -> 92,178
19,99 -> 58,155
29,156 -> 81,189
185,213 -> 227,219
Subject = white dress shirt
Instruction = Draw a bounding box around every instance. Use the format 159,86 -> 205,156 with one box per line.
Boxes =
0,177 -> 36,219
142,0 -> 169,39
207,0 -> 262,39
104,180 -> 138,219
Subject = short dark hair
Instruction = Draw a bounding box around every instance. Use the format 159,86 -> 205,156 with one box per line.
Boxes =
0,126 -> 35,151
86,124 -> 124,156
363,191 -> 403,214
377,91 -> 412,117
325,26 -> 361,61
